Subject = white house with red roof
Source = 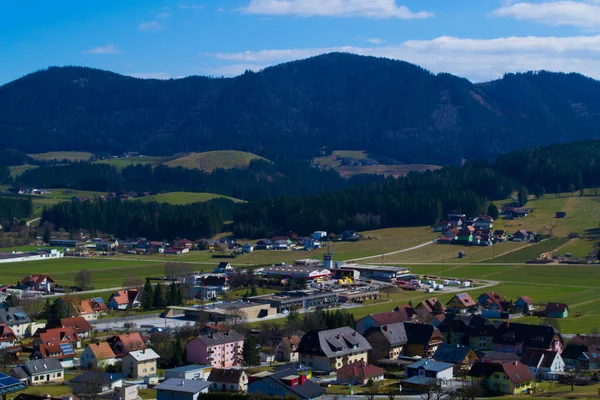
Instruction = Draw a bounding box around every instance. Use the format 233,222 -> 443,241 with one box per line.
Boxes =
108,289 -> 141,310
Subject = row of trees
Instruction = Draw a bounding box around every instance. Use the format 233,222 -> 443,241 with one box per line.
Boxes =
0,197 -> 33,228
15,159 -> 379,201
41,198 -> 226,240
142,279 -> 184,310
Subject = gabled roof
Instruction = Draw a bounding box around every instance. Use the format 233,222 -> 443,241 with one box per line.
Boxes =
109,290 -> 130,305
516,296 -> 533,305
408,360 -> 453,372
125,349 -> 160,362
493,322 -> 560,350
448,293 -> 477,307
433,344 -> 477,364
0,324 -> 16,339
39,327 -> 78,345
298,327 -> 371,358
337,361 -> 384,379
61,317 -> 92,333
208,368 -> 246,383
469,361 -> 534,384
0,307 -> 31,324
20,275 -> 55,285
521,349 -> 560,369
392,305 -> 416,320
365,322 -> 408,347
561,343 -> 589,361
87,342 -> 116,360
546,303 -> 568,313
111,333 -> 146,353
404,323 -> 441,346
366,311 -> 411,325
23,358 -> 63,375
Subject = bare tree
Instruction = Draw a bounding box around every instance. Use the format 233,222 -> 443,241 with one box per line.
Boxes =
123,276 -> 143,289
74,269 -> 93,290
563,367 -> 582,391
420,381 -> 443,400
540,317 -> 561,331
224,307 -> 247,327
165,262 -> 190,279
449,382 -> 483,400
20,296 -> 44,319
363,379 -> 381,400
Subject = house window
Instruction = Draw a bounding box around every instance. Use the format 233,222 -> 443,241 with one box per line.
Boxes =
494,374 -> 499,379
57,372 -> 62,377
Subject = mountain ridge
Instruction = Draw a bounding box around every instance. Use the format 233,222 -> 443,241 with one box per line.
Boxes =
2,52 -> 600,165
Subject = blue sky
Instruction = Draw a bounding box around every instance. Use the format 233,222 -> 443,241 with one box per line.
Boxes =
3,0 -> 600,84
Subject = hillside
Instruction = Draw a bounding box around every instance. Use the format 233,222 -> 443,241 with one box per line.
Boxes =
3,54 -> 600,164
28,151 -> 92,161
139,191 -> 244,205
164,150 -> 268,172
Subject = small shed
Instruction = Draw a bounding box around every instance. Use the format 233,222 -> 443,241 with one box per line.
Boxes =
555,212 -> 567,218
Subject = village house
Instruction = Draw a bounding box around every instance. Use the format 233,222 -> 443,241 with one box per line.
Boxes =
0,324 -> 17,349
165,365 -> 213,381
402,360 -> 454,392
455,226 -> 475,244
55,296 -> 107,321
363,322 -> 407,361
156,378 -> 211,400
31,342 -> 75,368
415,298 -> 446,321
275,335 -> 301,362
60,317 -> 92,338
446,293 -> 478,314
513,296 -> 534,313
108,289 -> 141,310
108,333 -> 147,357
10,358 -> 64,386
122,349 -> 160,379
207,368 -> 248,393
69,371 -> 125,397
336,361 -> 385,385
214,262 -> 233,274
493,230 -> 508,242
478,292 -> 511,318
298,327 -> 371,373
186,330 -> 244,368
520,349 -> 564,380
473,214 -> 494,230
248,368 -> 325,400
80,342 -> 117,369
561,336 -> 600,370
355,309 -> 414,335
19,275 -> 55,294
438,314 -> 500,351
468,360 -> 534,395
512,230 -> 531,242
0,307 -> 32,338
35,327 -> 80,349
545,303 -> 569,318
403,323 -> 443,357
493,322 -> 563,355
433,344 -> 478,367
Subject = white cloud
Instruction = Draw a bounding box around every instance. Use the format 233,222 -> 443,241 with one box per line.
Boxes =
202,35 -> 600,81
139,21 -> 164,31
128,72 -> 171,79
156,12 -> 170,18
239,0 -> 433,19
82,44 -> 121,54
494,1 -> 600,28
365,37 -> 385,44
178,3 -> 204,9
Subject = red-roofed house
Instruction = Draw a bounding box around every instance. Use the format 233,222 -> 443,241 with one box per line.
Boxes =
337,361 -> 385,385
514,296 -> 534,313
108,333 -> 146,357
32,342 -> 75,365
35,327 -> 80,349
20,275 -> 55,293
61,317 -> 92,338
108,289 -> 141,310
545,303 -> 569,319
447,293 -> 478,314
55,297 -> 106,321
469,361 -> 535,395
0,324 -> 17,349
356,310 -> 415,335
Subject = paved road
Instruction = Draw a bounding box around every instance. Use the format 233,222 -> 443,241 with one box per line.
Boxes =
26,217 -> 41,227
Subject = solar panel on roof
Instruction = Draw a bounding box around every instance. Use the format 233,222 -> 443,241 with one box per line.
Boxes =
14,313 -> 27,318
60,343 -> 74,356
94,297 -> 105,303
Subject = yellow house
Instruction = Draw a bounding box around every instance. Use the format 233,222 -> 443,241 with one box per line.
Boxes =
468,361 -> 534,395
446,293 -> 477,313
122,349 -> 160,379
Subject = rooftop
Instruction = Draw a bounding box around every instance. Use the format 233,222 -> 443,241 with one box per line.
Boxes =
155,379 -> 211,394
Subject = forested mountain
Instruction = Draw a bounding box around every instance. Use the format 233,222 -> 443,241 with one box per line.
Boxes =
3,53 -> 600,165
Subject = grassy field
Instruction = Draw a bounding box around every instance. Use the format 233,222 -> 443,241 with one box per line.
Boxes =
164,150 -> 269,172
313,150 -> 440,178
28,151 -> 93,161
559,238 -> 597,258
96,156 -> 170,169
46,188 -> 107,199
481,237 -> 569,263
9,164 -> 37,177
140,191 -> 244,205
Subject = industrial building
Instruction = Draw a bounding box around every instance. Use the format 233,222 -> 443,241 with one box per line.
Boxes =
164,301 -> 276,322
0,249 -> 64,264
250,290 -> 338,312
337,264 -> 410,282
259,265 -> 331,281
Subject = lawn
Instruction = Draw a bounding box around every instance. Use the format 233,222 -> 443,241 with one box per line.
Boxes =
481,237 -> 569,263
46,188 -> 107,199
559,238 -> 597,259
164,150 -> 269,172
553,196 -> 600,237
28,151 -> 93,161
9,164 -> 37,177
139,191 -> 244,205
96,155 -> 171,169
